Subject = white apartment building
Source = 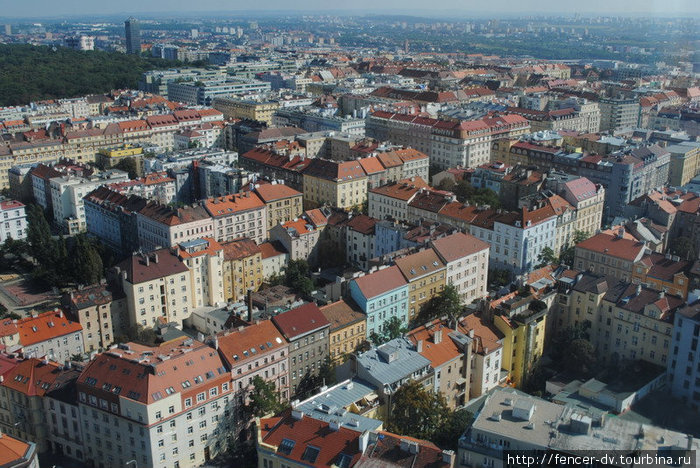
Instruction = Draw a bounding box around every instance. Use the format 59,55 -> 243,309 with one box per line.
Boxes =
50,170 -> 129,234
136,203 -> 215,252
116,250 -> 191,327
431,232 -> 490,303
176,238 -> 226,309
469,206 -> 558,275
368,177 -> 429,222
203,192 -> 267,245
0,199 -> 27,242
76,338 -> 235,468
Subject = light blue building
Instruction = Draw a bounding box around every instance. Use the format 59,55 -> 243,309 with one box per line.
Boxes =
668,301 -> 700,409
349,265 -> 409,338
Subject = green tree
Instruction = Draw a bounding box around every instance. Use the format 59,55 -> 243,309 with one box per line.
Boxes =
283,259 -> 314,295
318,356 -> 337,387
369,316 -> 408,346
388,381 -> 450,441
246,375 -> 286,417
528,299 -> 547,313
418,284 -> 462,326
562,339 -> 598,377
71,235 -> 104,286
432,409 -> 474,450
488,268 -> 511,287
26,204 -> 53,259
114,157 -> 139,179
536,247 -> 557,267
671,236 -> 696,261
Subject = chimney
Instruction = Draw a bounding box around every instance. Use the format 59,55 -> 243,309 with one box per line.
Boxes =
59,310 -> 64,318
442,450 -> 456,465
329,420 -> 341,431
291,409 -> 304,420
434,328 -> 442,344
153,253 -> 159,263
468,329 -> 474,338
636,284 -> 642,296
213,335 -> 219,350
359,431 -> 370,453
247,289 -> 254,323
145,255 -> 150,266
416,340 -> 423,353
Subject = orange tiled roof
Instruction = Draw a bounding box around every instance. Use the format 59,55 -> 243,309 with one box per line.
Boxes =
16,311 -> 82,347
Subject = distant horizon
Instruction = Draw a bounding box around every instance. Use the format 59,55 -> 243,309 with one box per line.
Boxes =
0,0 -> 698,21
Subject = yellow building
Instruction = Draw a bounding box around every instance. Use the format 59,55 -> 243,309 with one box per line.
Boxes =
394,248 -> 446,320
667,143 -> 700,188
320,299 -> 367,364
213,97 -> 279,125
221,237 -> 263,302
492,296 -> 547,388
302,159 -> 368,210
254,183 -> 304,232
96,144 -> 145,175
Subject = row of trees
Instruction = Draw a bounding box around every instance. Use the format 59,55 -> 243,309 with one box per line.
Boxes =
0,44 -> 186,106
25,205 -> 106,287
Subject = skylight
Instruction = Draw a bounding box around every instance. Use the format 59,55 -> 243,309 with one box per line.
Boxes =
279,438 -> 296,455
301,446 -> 321,464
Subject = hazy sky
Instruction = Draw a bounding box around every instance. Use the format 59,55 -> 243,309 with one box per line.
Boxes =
0,0 -> 698,18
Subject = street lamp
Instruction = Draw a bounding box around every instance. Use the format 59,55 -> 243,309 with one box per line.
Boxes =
125,460 -> 138,468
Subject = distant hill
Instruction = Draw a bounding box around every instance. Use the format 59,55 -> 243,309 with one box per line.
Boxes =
0,44 -> 195,106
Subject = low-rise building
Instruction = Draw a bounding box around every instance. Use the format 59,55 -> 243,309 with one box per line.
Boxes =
220,238 -> 263,302
394,248 -> 446,320
574,231 -> 646,282
16,310 -> 84,362
431,232 -> 490,303
204,192 -> 267,244
320,299 -> 367,363
272,303 -> 330,396
270,217 -> 321,266
0,199 -> 27,242
254,183 -> 303,232
349,265 -> 410,338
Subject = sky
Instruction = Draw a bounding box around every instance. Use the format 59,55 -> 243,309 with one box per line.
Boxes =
0,0 -> 698,18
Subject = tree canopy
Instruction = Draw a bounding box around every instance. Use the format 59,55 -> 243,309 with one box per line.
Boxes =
246,375 -> 286,418
388,381 -> 450,441
282,259 -> 315,295
453,181 -> 501,209
417,284 -> 463,327
114,157 -> 140,179
369,316 -> 408,346
0,44 -> 187,106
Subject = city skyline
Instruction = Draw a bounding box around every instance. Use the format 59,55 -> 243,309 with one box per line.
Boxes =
0,0 -> 698,18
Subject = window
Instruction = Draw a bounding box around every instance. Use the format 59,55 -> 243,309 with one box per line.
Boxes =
197,392 -> 206,402
302,446 -> 321,463
279,438 -> 296,455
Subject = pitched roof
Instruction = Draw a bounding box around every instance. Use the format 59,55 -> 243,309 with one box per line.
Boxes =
576,233 -> 646,262
304,159 -> 367,182
394,248 -> 445,281
1,358 -> 62,397
346,214 -> 379,235
320,299 -> 366,332
272,303 -> 330,340
369,177 -> 430,201
260,410 -> 363,467
16,311 -> 82,347
352,265 -> 408,300
254,183 -> 302,202
220,237 -> 261,261
216,320 -> 287,368
458,314 -> 503,354
358,156 -> 385,175
77,337 -> 228,405
431,232 -> 489,263
204,192 -> 265,217
0,431 -> 32,466
117,249 -> 189,284
69,284 -> 113,309
406,322 -> 461,368
258,240 -> 288,259
357,431 -> 451,468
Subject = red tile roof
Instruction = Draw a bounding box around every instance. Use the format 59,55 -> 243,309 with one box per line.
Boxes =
216,320 -> 287,368
254,183 -> 302,202
395,248 -> 445,281
117,249 -> 189,284
0,431 -> 31,466
16,311 -> 82,347
204,192 -> 265,217
260,410 -> 363,467
77,337 -> 228,405
357,431 -> 451,468
576,233 -> 646,262
352,265 -> 407,300
320,299 -> 366,332
346,214 -> 379,235
369,177 -> 430,201
272,303 -> 330,340
431,232 -> 489,263
1,358 -> 62,397
258,240 -> 288,259
220,237 -> 261,261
